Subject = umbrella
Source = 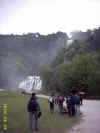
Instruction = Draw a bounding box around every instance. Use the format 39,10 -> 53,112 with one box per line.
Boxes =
79,92 -> 85,95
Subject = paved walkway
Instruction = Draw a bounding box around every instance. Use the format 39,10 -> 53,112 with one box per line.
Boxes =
66,100 -> 100,133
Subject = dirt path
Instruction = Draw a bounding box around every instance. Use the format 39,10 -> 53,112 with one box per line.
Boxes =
37,94 -> 49,99
66,100 -> 100,133
0,89 -> 5,91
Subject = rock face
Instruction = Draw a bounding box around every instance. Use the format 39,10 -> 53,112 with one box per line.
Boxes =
0,32 -> 68,89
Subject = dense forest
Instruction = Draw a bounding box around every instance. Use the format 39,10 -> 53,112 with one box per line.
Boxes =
0,27 -> 100,97
40,27 -> 100,97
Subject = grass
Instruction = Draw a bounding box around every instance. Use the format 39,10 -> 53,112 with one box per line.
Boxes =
0,91 -> 80,133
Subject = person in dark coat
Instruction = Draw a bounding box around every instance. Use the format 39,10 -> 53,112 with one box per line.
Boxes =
27,93 -> 41,131
66,92 -> 76,116
80,94 -> 83,105
71,92 -> 77,116
75,93 -> 81,115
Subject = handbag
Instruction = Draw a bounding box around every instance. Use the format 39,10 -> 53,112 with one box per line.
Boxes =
38,111 -> 42,118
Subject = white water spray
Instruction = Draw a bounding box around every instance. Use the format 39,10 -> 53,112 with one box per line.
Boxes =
18,76 -> 42,93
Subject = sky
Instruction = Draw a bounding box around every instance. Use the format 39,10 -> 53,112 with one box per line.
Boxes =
0,0 -> 100,35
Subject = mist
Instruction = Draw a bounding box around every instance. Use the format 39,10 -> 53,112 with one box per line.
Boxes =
0,32 -> 68,90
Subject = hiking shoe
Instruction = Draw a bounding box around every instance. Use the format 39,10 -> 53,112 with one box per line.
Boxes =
35,128 -> 39,131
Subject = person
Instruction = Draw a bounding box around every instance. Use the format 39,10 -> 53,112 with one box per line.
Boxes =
55,96 -> 59,105
75,92 -> 81,115
58,94 -> 64,114
66,92 -> 76,116
63,96 -> 67,113
27,93 -> 41,132
71,92 -> 76,116
66,93 -> 73,116
80,94 -> 83,105
49,93 -> 55,113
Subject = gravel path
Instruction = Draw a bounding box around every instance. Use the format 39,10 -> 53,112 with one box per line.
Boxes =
66,100 -> 100,133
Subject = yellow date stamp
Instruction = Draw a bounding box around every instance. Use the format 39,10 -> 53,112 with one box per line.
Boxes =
0,104 -> 8,132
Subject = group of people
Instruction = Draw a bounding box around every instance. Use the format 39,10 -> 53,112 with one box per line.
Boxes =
49,92 -> 83,116
27,92 -> 83,132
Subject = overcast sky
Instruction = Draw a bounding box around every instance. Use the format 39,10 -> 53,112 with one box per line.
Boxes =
0,0 -> 100,35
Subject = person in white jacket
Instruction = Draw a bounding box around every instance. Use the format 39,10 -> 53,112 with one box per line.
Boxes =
49,94 -> 55,113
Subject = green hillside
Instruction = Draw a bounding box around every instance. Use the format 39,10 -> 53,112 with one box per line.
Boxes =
0,27 -> 100,97
40,27 -> 100,97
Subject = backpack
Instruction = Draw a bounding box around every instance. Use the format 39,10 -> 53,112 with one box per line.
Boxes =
38,111 -> 42,119
49,96 -> 54,103
28,99 -> 38,112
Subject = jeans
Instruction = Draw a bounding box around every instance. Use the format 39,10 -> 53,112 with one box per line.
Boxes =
29,112 -> 38,131
76,104 -> 80,114
59,104 -> 63,113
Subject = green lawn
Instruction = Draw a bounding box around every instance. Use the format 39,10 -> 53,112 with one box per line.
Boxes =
0,91 -> 80,133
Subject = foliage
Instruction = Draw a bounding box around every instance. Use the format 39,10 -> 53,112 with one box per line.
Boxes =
40,27 -> 100,97
1,27 -> 100,97
40,52 -> 100,96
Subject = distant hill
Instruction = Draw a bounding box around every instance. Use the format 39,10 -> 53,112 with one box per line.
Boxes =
40,27 -> 100,97
52,27 -> 100,66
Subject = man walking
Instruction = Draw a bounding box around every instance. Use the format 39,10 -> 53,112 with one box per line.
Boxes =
71,92 -> 76,116
58,94 -> 64,114
66,92 -> 76,116
75,92 -> 81,115
27,93 -> 41,132
49,93 -> 55,113
66,93 -> 73,116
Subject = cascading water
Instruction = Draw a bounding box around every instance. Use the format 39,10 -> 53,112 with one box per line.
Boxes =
18,76 -> 42,93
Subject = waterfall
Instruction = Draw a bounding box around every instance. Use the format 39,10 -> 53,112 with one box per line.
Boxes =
18,76 -> 42,93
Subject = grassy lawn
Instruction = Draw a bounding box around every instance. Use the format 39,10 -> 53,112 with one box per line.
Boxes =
0,91 -> 80,133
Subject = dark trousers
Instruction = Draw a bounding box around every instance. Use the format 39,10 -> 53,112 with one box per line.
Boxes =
80,98 -> 83,105
50,102 -> 54,113
67,105 -> 75,116
67,106 -> 72,116
72,105 -> 75,116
